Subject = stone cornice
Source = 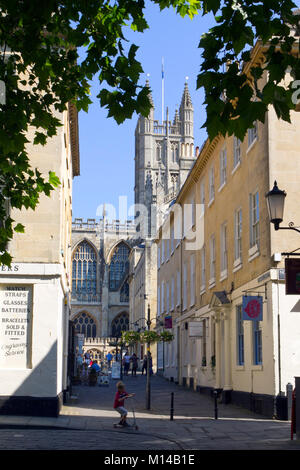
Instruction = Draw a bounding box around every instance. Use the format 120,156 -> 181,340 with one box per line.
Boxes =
68,102 -> 80,178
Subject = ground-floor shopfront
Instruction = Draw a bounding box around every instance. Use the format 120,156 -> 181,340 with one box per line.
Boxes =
157,269 -> 300,419
0,263 -> 71,417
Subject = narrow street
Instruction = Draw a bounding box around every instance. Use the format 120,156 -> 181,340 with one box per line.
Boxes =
0,373 -> 298,451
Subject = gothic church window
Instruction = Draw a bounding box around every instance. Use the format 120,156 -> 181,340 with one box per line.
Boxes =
73,312 -> 97,338
72,241 -> 97,301
109,242 -> 130,290
111,312 -> 129,338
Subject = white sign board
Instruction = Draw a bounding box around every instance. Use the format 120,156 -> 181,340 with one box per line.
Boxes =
111,361 -> 121,379
189,321 -> 203,337
0,285 -> 33,368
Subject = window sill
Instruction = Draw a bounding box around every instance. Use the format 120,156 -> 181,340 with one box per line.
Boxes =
236,365 -> 245,371
248,244 -> 260,262
208,198 -> 215,208
208,279 -> 216,289
246,138 -> 257,154
231,161 -> 241,175
200,287 -> 206,295
218,182 -> 226,193
233,258 -> 242,273
220,269 -> 228,282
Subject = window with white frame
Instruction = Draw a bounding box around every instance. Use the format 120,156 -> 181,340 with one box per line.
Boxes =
201,246 -> 206,291
166,281 -> 169,314
171,277 -> 175,311
170,223 -> 174,253
233,137 -> 241,168
183,263 -> 187,310
166,237 -> 170,260
250,191 -> 259,248
161,281 -> 164,313
220,147 -> 227,187
234,209 -> 242,261
236,305 -> 244,366
248,121 -> 258,148
176,270 -> 181,306
220,223 -> 228,275
157,244 -> 161,269
209,166 -> 215,203
209,234 -> 216,282
202,319 -> 207,365
190,255 -> 195,306
253,320 -> 262,365
200,179 -> 205,216
157,285 -> 160,316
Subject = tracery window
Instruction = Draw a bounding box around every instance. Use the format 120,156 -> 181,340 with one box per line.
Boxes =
73,312 -> 97,338
72,241 -> 97,301
120,282 -> 129,303
111,312 -> 129,338
109,242 -> 130,291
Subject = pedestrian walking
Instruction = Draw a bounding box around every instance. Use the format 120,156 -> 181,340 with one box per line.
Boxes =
131,353 -> 139,376
123,351 -> 131,376
141,355 -> 147,375
106,352 -> 113,368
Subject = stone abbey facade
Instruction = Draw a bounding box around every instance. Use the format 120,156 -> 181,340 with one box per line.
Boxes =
71,81 -> 196,359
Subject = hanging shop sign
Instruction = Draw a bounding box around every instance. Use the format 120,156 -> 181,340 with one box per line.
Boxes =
164,316 -> 172,329
285,258 -> 300,295
242,295 -> 263,321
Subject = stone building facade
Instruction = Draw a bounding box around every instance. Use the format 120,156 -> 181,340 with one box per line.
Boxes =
0,103 -> 79,417
128,82 -> 197,368
71,217 -> 137,357
155,41 -> 300,417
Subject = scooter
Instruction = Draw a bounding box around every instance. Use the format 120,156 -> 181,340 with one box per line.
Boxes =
113,398 -> 139,430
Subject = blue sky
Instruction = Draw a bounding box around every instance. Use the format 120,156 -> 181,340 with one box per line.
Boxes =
72,2 -> 215,221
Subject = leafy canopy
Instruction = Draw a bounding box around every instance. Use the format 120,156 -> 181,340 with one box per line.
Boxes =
0,0 -> 300,265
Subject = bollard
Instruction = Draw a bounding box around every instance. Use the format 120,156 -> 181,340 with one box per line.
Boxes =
287,383 -> 293,421
170,392 -> 174,421
213,390 -> 218,420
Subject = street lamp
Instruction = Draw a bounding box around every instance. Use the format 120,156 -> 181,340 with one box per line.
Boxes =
265,181 -> 286,230
266,181 -> 300,233
132,308 -> 152,410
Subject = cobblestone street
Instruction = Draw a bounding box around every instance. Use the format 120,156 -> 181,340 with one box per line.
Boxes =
0,374 -> 299,452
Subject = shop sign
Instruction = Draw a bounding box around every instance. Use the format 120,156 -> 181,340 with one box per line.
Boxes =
0,285 -> 33,368
164,316 -> 172,329
111,361 -> 121,379
285,258 -> 300,295
242,295 -> 263,321
188,321 -> 203,337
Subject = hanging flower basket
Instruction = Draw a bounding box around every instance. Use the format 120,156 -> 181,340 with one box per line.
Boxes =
122,331 -> 141,345
159,330 -> 174,342
140,330 -> 161,344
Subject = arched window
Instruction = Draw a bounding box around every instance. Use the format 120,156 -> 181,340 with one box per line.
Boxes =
109,242 -> 130,291
111,312 -> 129,338
73,312 -> 97,338
72,241 -> 97,302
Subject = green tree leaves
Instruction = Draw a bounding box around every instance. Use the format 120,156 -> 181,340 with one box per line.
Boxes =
0,0 -> 300,266
197,0 -> 300,140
